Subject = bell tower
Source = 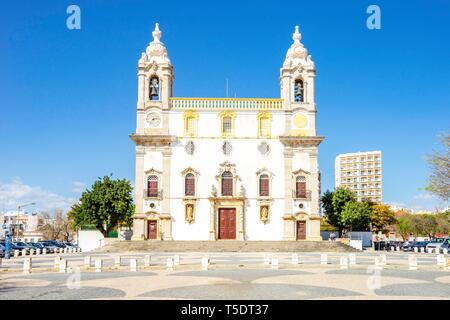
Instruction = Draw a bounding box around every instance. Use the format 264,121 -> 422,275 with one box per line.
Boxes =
136,23 -> 174,135
280,26 -> 316,113
279,26 -> 323,241
131,23 -> 175,241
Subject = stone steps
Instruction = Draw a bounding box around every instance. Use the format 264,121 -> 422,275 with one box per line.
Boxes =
95,240 -> 356,253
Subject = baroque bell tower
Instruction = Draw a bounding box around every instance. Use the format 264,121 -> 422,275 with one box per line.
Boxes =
279,26 -> 323,241
131,23 -> 175,240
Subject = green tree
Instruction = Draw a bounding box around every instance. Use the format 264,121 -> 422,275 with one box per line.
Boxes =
321,190 -> 336,225
435,211 -> 450,235
396,215 -> 413,240
321,187 -> 357,236
339,201 -> 372,231
410,214 -> 438,238
68,175 -> 134,237
425,133 -> 450,202
371,204 -> 396,233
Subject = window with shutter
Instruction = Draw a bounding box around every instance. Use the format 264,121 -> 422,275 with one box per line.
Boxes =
222,117 -> 232,134
259,174 -> 269,197
185,173 -> 195,196
296,176 -> 306,198
221,171 -> 233,196
147,175 -> 159,197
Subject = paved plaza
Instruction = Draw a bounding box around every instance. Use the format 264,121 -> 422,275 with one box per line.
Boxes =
1,251 -> 449,300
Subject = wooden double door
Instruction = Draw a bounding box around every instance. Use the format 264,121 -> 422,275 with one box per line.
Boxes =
147,220 -> 157,240
218,208 -> 236,240
297,220 -> 307,240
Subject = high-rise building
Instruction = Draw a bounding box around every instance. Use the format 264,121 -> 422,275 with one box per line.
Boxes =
335,151 -> 382,203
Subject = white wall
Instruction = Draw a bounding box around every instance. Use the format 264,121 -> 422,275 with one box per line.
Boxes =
167,109 -> 289,239
77,230 -> 104,252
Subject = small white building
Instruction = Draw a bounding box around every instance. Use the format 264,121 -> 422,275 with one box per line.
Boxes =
131,24 -> 324,241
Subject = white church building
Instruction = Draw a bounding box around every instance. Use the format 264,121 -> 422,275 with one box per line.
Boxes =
131,23 -> 324,241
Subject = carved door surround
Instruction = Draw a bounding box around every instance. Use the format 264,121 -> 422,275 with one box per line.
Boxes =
209,196 -> 245,241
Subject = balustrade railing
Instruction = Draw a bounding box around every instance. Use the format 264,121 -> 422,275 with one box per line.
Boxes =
170,97 -> 283,110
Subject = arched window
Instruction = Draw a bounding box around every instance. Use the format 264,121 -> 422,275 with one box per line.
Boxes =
259,174 -> 269,197
149,76 -> 160,100
222,116 -> 232,135
185,173 -> 195,196
295,176 -> 306,198
147,175 -> 159,197
221,171 -> 233,196
294,79 -> 304,103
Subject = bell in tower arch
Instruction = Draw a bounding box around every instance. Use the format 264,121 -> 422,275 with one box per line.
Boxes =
149,77 -> 160,100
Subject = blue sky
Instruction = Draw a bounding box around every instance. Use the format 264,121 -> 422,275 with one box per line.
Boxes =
0,0 -> 449,213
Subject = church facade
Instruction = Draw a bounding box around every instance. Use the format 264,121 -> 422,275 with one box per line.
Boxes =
130,24 -> 324,241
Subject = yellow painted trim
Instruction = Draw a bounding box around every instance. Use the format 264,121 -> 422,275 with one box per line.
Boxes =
257,111 -> 272,138
183,109 -> 198,137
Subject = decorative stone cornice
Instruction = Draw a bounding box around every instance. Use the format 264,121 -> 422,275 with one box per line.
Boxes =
279,135 -> 324,148
130,134 -> 175,147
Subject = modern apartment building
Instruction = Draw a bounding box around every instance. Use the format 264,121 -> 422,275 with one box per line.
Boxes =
335,151 -> 382,203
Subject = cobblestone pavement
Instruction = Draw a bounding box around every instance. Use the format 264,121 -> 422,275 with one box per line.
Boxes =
1,251 -> 449,300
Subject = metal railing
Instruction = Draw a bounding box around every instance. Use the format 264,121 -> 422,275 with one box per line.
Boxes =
143,189 -> 163,199
293,190 -> 312,200
170,97 -> 283,110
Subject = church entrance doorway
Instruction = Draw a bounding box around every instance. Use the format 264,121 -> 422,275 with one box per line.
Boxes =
296,220 -> 306,240
147,220 -> 157,239
218,208 -> 236,240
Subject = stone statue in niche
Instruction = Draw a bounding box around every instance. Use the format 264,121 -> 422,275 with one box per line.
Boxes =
186,204 -> 194,223
260,206 -> 269,223
149,77 -> 159,99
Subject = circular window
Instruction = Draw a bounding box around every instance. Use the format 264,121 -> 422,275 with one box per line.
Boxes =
258,142 -> 270,155
299,203 -> 304,209
222,141 -> 232,155
185,141 -> 195,155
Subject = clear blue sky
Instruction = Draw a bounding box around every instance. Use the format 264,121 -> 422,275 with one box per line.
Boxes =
0,0 -> 449,213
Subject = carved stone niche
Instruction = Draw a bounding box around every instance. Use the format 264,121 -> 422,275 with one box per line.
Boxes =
259,205 -> 270,224
183,200 -> 197,224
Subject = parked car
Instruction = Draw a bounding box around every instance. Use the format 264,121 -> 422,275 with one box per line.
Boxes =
46,240 -> 67,248
38,241 -> 59,253
386,240 -> 404,250
63,241 -> 78,249
402,241 -> 428,252
438,238 -> 450,254
0,241 -> 20,255
12,242 -> 31,255
0,243 -> 5,257
27,242 -> 45,254
426,238 -> 446,251
413,241 -> 429,251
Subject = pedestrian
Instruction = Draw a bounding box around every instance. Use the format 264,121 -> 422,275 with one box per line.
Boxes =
330,232 -> 336,241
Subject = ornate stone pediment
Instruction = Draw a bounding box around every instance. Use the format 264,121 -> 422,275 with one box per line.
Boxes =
181,167 -> 199,176
292,168 -> 310,176
215,161 -> 238,178
145,167 -> 162,175
294,212 -> 309,220
255,167 -> 274,177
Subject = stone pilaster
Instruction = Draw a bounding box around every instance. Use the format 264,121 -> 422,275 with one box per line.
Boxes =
131,147 -> 145,240
283,147 -> 295,240
161,147 -> 173,240
308,147 -> 320,216
209,202 -> 215,240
